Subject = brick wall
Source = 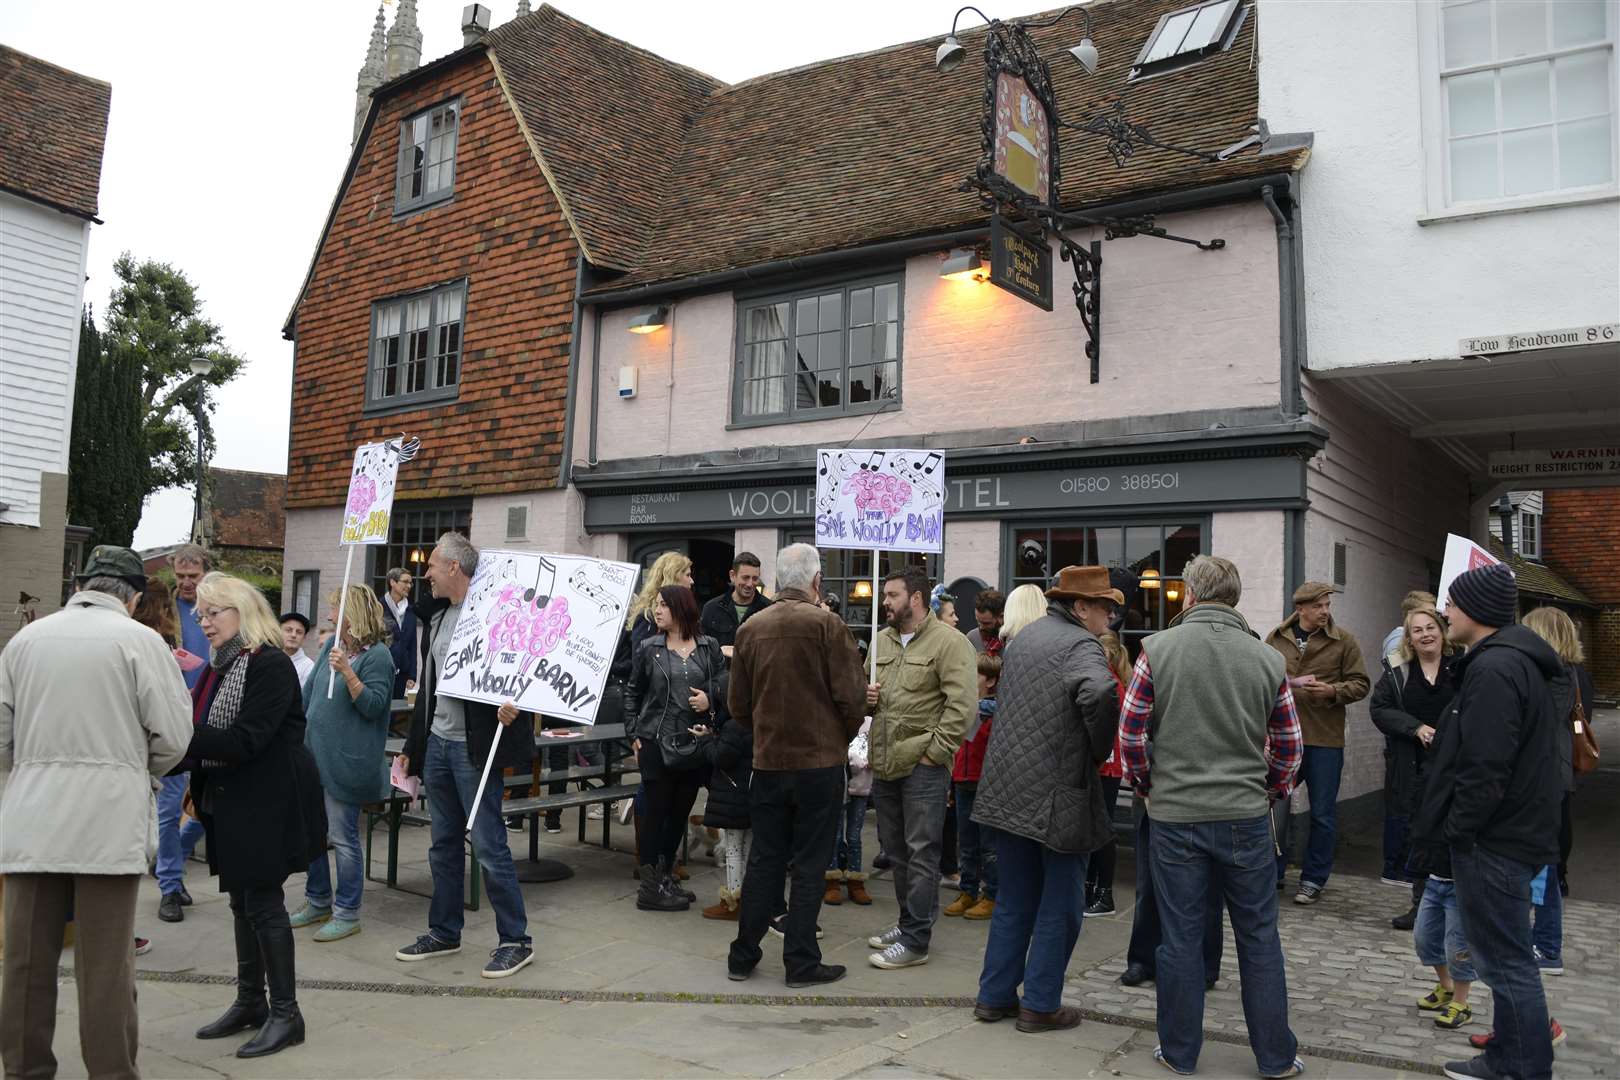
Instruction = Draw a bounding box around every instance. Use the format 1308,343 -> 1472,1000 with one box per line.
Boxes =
288,51 -> 578,510
1543,487 -> 1620,700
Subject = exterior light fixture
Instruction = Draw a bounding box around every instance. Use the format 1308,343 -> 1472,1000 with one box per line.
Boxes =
935,34 -> 966,72
937,6 -> 1101,77
852,580 -> 873,600
1068,37 -> 1098,74
1140,568 -> 1161,589
940,247 -> 986,281
189,355 -> 215,378
626,305 -> 668,334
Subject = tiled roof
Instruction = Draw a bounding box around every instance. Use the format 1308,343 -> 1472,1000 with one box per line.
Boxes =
486,7 -> 724,271
209,469 -> 287,551
0,46 -> 110,219
1486,538 -> 1597,608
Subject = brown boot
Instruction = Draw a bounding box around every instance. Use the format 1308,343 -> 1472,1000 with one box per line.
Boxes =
944,892 -> 976,917
824,870 -> 845,905
846,873 -> 873,905
964,896 -> 996,920
1016,1005 -> 1083,1033
702,887 -> 740,921
674,862 -> 690,881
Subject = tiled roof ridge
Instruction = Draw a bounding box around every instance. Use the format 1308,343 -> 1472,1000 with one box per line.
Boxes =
492,4 -> 728,94
0,43 -> 110,93
0,44 -> 112,218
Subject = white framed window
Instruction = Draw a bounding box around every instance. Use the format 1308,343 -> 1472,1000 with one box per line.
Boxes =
1519,509 -> 1541,559
395,99 -> 461,214
1420,1 -> 1618,216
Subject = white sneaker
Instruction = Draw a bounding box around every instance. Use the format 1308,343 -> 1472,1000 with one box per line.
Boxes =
867,926 -> 904,948
617,799 -> 635,826
869,942 -> 929,969
586,804 -> 605,820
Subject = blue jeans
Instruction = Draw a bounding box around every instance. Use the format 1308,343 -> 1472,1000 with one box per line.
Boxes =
1278,746 -> 1342,888
1152,815 -> 1297,1076
306,793 -> 364,921
1413,878 -> 1477,982
955,783 -> 997,900
976,829 -> 1085,1013
422,733 -> 530,947
155,773 -> 200,894
826,793 -> 869,873
1452,845 -> 1552,1080
1532,865 -> 1561,963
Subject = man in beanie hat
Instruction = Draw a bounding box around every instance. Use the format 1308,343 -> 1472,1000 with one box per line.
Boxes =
1421,562 -> 1562,1080
0,545 -> 195,1078
1265,581 -> 1370,905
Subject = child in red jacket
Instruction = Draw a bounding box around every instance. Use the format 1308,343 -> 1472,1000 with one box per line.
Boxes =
945,653 -> 1001,920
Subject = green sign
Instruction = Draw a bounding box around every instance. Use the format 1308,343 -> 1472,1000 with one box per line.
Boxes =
989,213 -> 1053,311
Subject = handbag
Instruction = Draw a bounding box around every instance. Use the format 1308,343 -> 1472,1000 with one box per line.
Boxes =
1572,698 -> 1600,775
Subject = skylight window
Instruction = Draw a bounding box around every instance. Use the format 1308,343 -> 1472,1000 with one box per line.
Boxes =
1132,0 -> 1245,78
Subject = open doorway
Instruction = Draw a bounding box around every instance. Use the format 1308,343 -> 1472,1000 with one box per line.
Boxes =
629,535 -> 735,608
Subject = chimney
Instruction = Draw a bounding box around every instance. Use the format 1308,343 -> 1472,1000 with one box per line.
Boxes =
353,2 -> 388,144
461,4 -> 491,46
385,0 -> 422,79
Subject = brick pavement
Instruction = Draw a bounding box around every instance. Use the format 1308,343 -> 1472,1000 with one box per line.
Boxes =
1080,876 -> 1619,1076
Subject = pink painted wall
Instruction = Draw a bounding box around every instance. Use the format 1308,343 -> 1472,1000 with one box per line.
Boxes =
588,202 -> 1282,460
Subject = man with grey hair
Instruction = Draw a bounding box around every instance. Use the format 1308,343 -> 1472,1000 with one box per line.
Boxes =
397,532 -> 537,979
157,543 -> 213,922
1,545 -> 194,1078
1118,555 -> 1305,1077
727,544 -> 866,988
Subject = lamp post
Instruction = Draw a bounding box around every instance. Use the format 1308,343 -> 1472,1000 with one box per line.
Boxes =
188,356 -> 215,543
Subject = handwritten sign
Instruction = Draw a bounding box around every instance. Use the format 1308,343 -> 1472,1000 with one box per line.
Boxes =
990,214 -> 1053,311
342,442 -> 401,545
1437,533 -> 1504,615
435,550 -> 639,724
814,449 -> 945,554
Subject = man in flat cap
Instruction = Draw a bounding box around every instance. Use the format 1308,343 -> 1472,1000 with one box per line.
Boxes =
1265,581 -> 1369,905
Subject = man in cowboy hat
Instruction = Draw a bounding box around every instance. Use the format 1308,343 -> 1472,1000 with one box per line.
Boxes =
969,565 -> 1121,1033
1264,581 -> 1369,905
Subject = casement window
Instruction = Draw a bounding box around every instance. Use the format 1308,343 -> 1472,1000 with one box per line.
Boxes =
734,274 -> 903,425
1424,0 -> 1617,212
1518,509 -> 1542,559
290,571 -> 320,622
395,99 -> 461,213
1131,0 -> 1246,80
366,281 -> 465,412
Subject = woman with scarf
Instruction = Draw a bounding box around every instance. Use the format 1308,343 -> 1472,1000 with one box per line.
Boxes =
184,573 -> 327,1059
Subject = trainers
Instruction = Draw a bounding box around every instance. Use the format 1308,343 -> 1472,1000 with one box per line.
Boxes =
1379,874 -> 1413,888
869,942 -> 929,969
1533,947 -> 1563,975
1479,1019 -> 1568,1048
1434,1001 -> 1473,1029
1443,1056 -> 1508,1080
482,943 -> 534,979
767,914 -> 823,939
1392,905 -> 1418,931
395,934 -> 461,962
288,903 -> 332,929
313,917 -> 361,943
1293,883 -> 1323,905
867,925 -> 904,949
785,963 -> 847,988
1084,888 -> 1115,917
1153,1047 -> 1194,1075
1467,1030 -> 1494,1051
1418,984 -> 1455,1010
543,813 -> 562,834
158,892 -> 184,923
506,815 -> 525,832
944,892 -> 975,917
1262,1059 -> 1306,1079
964,897 -> 996,920
134,936 -> 152,956
617,799 -> 635,825
586,803 -> 604,820
1550,1018 -> 1567,1046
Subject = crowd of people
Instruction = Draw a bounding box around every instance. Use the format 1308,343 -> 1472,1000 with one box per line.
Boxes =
0,532 -> 1594,1080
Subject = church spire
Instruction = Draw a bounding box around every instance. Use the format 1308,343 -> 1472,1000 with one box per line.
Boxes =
386,0 -> 423,80
353,2 -> 388,144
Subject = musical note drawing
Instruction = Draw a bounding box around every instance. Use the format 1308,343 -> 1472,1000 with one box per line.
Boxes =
569,569 -> 625,627
817,451 -> 831,477
525,557 -> 558,606
914,451 -> 942,476
859,450 -> 887,472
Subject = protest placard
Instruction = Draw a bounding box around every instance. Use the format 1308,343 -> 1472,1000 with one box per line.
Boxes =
814,449 -> 945,554
1437,532 -> 1503,613
328,436 -> 419,696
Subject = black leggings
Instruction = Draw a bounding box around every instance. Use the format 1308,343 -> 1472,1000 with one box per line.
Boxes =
1086,776 -> 1123,891
228,883 -> 290,932
640,743 -> 704,868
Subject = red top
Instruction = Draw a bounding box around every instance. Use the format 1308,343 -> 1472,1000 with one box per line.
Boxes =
952,699 -> 996,783
1097,676 -> 1126,778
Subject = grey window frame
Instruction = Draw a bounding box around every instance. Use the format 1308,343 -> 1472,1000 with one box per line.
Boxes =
394,98 -> 462,215
363,279 -> 467,415
367,500 -> 473,608
781,527 -> 941,651
730,271 -> 905,429
1130,0 -> 1247,81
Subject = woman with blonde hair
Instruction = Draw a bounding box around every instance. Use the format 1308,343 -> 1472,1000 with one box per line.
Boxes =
627,551 -> 695,644
289,585 -> 396,943
184,573 -> 327,1059
997,583 -> 1047,643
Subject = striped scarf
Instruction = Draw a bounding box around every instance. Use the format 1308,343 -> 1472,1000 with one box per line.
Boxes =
203,635 -> 252,769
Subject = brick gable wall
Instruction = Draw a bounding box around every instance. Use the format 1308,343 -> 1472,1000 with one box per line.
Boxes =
1542,488 -> 1620,604
287,51 -> 576,509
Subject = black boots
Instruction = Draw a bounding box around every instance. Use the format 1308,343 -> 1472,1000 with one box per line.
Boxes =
236,925 -> 304,1058
195,913 -> 268,1039
636,857 -> 689,911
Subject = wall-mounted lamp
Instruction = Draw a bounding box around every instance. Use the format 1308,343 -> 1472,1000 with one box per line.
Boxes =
940,247 -> 987,281
1140,568 -> 1161,589
408,547 -> 425,564
851,580 -> 873,600
1165,584 -> 1181,603
626,305 -> 668,334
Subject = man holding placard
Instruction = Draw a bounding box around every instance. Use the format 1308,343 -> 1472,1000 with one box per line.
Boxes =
395,532 -> 536,979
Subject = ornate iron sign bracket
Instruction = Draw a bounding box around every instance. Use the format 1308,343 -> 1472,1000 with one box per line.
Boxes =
1056,233 -> 1101,383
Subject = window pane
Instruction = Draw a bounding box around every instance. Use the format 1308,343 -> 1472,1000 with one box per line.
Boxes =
1450,134 -> 1500,200
1556,51 -> 1610,119
1495,0 -> 1548,60
794,366 -> 818,410
1094,527 -> 1123,570
818,333 -> 841,371
883,323 -> 899,361
1164,524 -> 1201,579
1500,61 -> 1551,128
795,297 -> 817,335
875,283 -> 899,324
849,287 -> 874,326
1503,125 -> 1556,194
746,340 -> 785,379
819,293 -> 842,332
745,303 -> 788,343
817,372 -> 842,408
1447,71 -> 1497,136
1144,10 -> 1197,64
849,325 -> 873,366
870,361 -> 898,400
849,365 -> 875,403
1050,528 -> 1089,572
1443,1 -> 1493,67
1552,0 -> 1608,46
1182,0 -> 1236,51
1559,116 -> 1614,186
1013,529 -> 1049,580
1125,527 -> 1163,579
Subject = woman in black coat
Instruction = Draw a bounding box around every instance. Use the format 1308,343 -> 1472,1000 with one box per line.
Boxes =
379,567 -> 418,699
701,711 -> 753,920
186,573 -> 327,1060
624,585 -> 726,913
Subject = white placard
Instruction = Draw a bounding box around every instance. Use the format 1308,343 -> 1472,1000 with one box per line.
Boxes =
1437,532 -> 1504,615
341,441 -> 402,545
814,448 -> 945,554
435,550 -> 639,725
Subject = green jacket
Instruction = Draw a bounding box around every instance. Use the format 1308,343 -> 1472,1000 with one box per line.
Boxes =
869,613 -> 977,781
1264,614 -> 1370,748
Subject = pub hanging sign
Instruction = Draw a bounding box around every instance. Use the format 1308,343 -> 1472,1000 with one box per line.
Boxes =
989,213 -> 1053,311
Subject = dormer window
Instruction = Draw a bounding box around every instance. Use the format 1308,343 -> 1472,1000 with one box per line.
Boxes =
395,99 -> 460,214
1132,0 -> 1246,80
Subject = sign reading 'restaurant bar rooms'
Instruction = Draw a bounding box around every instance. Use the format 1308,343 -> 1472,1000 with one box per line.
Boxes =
990,213 -> 1054,311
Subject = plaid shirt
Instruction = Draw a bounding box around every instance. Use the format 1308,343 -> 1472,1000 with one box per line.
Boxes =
1119,652 -> 1302,801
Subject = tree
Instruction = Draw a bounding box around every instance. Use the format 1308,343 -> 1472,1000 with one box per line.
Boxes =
66,305 -> 145,545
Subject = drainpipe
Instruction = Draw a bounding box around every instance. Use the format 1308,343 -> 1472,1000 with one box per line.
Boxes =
1261,183 -> 1305,420
588,303 -> 602,466
559,257 -> 585,487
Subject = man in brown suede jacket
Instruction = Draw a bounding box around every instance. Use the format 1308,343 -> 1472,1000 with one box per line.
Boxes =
726,543 -> 866,988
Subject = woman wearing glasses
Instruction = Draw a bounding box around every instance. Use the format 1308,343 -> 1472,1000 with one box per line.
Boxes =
184,573 -> 327,1060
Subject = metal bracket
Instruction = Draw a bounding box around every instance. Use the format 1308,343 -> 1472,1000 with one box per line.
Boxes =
1057,234 -> 1101,383
1103,215 -> 1226,251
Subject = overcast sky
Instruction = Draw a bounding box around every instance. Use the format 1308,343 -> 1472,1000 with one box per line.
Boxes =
0,0 -> 960,549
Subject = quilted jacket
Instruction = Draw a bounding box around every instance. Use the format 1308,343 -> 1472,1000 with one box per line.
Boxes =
971,601 -> 1119,854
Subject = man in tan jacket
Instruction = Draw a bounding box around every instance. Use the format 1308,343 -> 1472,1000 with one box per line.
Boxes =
1265,581 -> 1370,905
0,545 -> 193,1078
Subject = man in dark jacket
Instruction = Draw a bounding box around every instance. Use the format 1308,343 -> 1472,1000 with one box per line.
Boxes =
726,543 -> 866,989
396,532 -> 536,979
1431,563 -> 1561,1080
700,551 -> 771,650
